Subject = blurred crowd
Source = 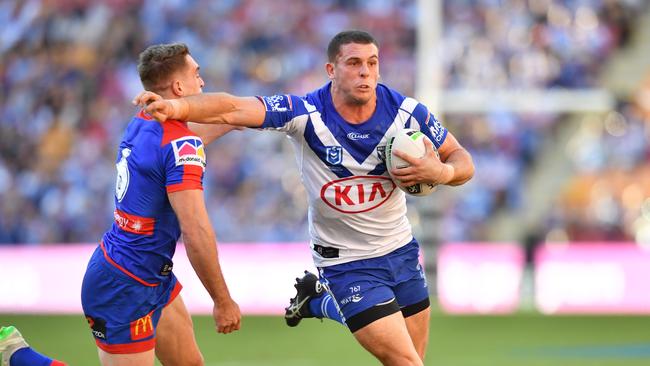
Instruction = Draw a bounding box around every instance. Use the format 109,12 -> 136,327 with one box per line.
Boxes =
0,0 -> 646,245
437,0 -> 644,242
547,80 -> 650,244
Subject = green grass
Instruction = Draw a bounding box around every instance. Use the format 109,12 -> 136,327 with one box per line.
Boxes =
3,312 -> 650,365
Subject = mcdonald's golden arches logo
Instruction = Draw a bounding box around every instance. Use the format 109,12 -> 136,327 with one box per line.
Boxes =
130,311 -> 154,340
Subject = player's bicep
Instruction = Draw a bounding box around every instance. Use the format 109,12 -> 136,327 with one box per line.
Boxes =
169,191 -> 214,246
168,189 -> 209,230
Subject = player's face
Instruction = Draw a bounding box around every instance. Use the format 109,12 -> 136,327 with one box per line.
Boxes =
178,55 -> 204,96
329,42 -> 379,105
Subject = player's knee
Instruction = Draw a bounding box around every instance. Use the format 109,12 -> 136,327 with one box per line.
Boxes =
376,352 -> 423,366
171,350 -> 203,366
185,353 -> 204,366
370,345 -> 422,366
414,339 -> 428,359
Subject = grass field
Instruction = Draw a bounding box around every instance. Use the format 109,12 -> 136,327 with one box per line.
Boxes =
3,312 -> 650,365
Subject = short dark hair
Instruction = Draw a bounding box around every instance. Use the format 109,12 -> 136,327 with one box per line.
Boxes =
327,30 -> 379,62
137,43 -> 190,92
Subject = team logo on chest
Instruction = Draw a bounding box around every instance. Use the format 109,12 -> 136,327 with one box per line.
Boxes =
325,146 -> 343,165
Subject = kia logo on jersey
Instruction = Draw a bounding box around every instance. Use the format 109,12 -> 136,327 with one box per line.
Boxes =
320,176 -> 396,214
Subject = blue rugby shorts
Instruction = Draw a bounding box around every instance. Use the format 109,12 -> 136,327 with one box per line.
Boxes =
318,238 -> 430,332
81,244 -> 182,354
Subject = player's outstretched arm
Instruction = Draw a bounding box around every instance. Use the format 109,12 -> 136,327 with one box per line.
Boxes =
133,91 -> 266,128
391,132 -> 474,187
168,189 -> 241,334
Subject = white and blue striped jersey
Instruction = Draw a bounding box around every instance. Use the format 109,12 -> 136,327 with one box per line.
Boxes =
257,82 -> 448,267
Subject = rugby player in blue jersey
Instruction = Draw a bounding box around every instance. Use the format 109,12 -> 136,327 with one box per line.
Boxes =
82,43 -> 241,366
135,31 -> 474,366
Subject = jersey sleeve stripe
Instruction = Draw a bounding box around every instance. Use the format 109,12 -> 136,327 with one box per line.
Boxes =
166,181 -> 203,193
166,164 -> 203,193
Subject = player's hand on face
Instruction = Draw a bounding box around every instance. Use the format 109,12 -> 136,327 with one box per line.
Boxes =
391,138 -> 450,187
213,298 -> 241,334
132,91 -> 173,122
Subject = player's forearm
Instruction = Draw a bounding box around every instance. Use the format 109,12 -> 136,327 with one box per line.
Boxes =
183,227 -> 233,303
442,149 -> 474,186
170,92 -> 263,127
167,93 -> 232,124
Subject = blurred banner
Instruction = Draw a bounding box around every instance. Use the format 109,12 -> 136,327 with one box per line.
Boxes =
436,243 -> 525,314
3,243 -> 650,315
0,243 -> 315,315
535,244 -> 650,314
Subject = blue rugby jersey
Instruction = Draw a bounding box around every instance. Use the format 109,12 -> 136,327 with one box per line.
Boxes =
257,82 -> 448,267
101,110 -> 206,285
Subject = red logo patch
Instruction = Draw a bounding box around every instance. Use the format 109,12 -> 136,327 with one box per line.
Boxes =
320,176 -> 396,214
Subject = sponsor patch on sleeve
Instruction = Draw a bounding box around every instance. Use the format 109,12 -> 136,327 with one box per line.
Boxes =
427,114 -> 447,145
171,136 -> 206,170
258,94 -> 293,112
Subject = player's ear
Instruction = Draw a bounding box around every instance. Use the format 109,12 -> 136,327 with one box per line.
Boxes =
171,80 -> 183,97
325,63 -> 335,79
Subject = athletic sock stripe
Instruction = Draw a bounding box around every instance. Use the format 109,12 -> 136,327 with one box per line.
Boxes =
318,269 -> 346,323
321,295 -> 330,318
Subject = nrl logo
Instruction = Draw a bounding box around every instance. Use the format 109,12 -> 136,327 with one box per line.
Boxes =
325,146 -> 342,165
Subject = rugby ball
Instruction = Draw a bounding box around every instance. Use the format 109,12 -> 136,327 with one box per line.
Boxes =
385,129 -> 439,196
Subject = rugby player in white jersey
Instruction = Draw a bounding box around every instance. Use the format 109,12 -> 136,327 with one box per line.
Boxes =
134,30 -> 474,366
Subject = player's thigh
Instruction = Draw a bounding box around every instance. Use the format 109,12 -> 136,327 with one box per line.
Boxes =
353,311 -> 423,366
154,294 -> 203,366
389,239 -> 430,357
404,305 -> 430,359
98,348 -> 155,366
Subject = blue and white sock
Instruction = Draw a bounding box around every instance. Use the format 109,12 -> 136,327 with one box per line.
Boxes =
308,293 -> 344,325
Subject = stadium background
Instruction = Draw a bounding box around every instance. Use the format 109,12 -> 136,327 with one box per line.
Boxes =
2,0 -> 650,364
